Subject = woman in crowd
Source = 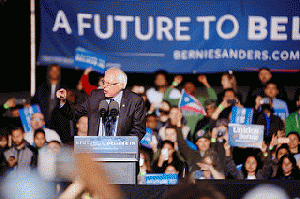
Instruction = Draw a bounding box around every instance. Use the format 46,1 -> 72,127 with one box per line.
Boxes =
224,142 -> 272,180
273,154 -> 300,180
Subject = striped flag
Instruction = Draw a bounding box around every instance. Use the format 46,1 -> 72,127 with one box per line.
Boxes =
179,90 -> 206,116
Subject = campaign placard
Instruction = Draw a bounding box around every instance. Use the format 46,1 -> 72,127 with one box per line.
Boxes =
18,105 -> 42,133
145,174 -> 178,185
74,47 -> 106,73
74,136 -> 138,154
230,106 -> 254,124
140,128 -> 153,149
228,124 -> 264,148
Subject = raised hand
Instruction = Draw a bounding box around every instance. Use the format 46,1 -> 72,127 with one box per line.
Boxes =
56,88 -> 67,105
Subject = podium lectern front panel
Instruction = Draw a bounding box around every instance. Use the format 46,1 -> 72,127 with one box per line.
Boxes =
74,136 -> 139,184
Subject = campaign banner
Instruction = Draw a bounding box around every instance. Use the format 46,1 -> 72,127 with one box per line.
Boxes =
230,106 -> 254,124
74,47 -> 106,73
145,174 -> 178,185
18,105 -> 42,134
228,123 -> 264,148
38,0 -> 300,73
74,136 -> 138,154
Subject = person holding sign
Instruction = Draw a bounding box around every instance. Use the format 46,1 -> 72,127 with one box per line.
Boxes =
224,141 -> 272,180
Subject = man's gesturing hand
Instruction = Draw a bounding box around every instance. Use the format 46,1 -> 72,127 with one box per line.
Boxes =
56,88 -> 67,106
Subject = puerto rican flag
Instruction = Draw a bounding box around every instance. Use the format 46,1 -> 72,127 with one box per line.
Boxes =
179,89 -> 206,116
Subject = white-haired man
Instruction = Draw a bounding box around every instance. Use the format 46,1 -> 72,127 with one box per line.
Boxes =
56,67 -> 146,140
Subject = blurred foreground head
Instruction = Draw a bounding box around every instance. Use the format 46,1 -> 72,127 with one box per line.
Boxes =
162,181 -> 226,199
242,184 -> 289,199
1,146 -> 123,199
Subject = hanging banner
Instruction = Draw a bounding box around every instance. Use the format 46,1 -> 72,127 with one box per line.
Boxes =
38,0 -> 300,73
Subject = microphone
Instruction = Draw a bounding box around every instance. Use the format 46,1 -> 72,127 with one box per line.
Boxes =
108,100 -> 119,117
99,100 -> 108,117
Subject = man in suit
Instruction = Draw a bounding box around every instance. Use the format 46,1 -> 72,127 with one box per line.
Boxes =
56,67 -> 146,141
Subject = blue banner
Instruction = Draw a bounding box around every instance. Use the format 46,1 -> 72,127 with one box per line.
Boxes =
38,0 -> 300,73
228,124 -> 264,148
74,47 -> 106,73
230,106 -> 254,124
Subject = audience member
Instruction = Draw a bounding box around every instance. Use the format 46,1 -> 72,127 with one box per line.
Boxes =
246,67 -> 289,107
255,100 -> 284,143
24,113 -> 61,145
262,81 -> 289,121
146,70 -> 182,107
33,128 -> 46,149
76,116 -> 88,136
158,106 -> 190,142
152,140 -> 184,175
32,64 -> 66,126
153,100 -> 171,130
181,75 -> 217,139
50,89 -> 77,144
287,132 -> 300,156
285,91 -> 300,135
4,126 -> 38,171
224,141 -> 272,179
193,100 -> 218,142
218,71 -> 243,104
79,67 -> 103,95
273,154 -> 300,180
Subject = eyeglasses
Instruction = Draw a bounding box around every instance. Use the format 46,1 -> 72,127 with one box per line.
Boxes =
101,80 -> 120,87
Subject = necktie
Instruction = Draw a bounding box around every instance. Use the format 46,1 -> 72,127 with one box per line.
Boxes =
105,99 -> 114,136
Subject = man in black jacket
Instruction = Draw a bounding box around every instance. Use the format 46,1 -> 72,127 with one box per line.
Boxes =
56,67 -> 146,141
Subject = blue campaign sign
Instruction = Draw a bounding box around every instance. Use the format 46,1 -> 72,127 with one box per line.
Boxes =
145,174 -> 178,185
74,47 -> 106,73
19,105 -> 42,133
228,123 -> 264,148
140,128 -> 153,149
230,106 -> 254,124
38,0 -> 300,73
74,136 -> 138,154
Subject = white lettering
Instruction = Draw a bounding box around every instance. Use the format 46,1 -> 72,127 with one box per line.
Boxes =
157,16 -> 174,41
216,14 -> 239,39
78,13 -> 92,36
175,17 -> 191,41
196,16 -> 216,40
248,16 -> 268,40
292,17 -> 300,40
52,10 -> 72,34
271,16 -> 288,41
94,14 -> 114,39
114,15 -> 134,40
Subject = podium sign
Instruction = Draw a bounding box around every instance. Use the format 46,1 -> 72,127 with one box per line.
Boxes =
74,136 -> 139,184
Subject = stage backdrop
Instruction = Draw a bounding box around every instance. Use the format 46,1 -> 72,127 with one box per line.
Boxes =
38,0 -> 300,73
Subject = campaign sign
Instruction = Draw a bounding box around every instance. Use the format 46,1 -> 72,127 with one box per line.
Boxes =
273,109 -> 288,121
228,124 -> 264,148
230,106 -> 254,124
18,105 -> 42,134
140,128 -> 153,149
74,47 -> 106,73
74,136 -> 138,154
145,174 -> 178,185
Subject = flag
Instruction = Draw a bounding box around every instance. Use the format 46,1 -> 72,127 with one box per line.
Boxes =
179,90 -> 206,116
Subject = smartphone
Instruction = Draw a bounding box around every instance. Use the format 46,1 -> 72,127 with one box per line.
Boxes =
15,99 -> 26,105
260,98 -> 271,105
217,129 -> 226,137
161,148 -> 169,161
227,99 -> 238,105
278,137 -> 290,144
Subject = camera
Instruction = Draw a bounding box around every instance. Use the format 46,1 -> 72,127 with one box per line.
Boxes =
260,98 -> 271,105
227,99 -> 238,105
217,129 -> 226,137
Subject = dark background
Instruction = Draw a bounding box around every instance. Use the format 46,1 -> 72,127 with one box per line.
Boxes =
0,0 -> 298,96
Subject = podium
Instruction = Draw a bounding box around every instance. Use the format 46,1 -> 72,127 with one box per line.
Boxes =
74,136 -> 139,184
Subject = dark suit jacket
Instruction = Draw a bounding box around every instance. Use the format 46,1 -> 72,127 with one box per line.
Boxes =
60,89 -> 146,141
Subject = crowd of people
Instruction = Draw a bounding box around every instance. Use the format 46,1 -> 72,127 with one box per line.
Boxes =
0,64 -> 299,186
